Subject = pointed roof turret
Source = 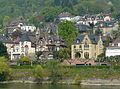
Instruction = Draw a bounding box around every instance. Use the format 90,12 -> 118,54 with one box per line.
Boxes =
21,33 -> 31,42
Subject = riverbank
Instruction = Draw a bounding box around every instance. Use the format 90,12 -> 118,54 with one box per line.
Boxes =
2,79 -> 120,86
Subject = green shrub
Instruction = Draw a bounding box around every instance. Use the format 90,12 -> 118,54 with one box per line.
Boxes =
19,57 -> 31,65
0,57 -> 12,81
10,65 -> 35,69
74,74 -> 82,85
33,65 -> 46,83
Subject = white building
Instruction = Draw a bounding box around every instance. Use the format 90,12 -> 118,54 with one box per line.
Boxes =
11,33 -> 35,60
18,23 -> 36,32
106,36 -> 120,57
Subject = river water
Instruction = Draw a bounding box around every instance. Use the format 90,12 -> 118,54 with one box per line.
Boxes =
0,84 -> 120,89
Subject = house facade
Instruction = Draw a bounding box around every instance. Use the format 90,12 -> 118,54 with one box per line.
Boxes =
11,33 -> 35,60
106,36 -> 120,57
71,34 -> 104,60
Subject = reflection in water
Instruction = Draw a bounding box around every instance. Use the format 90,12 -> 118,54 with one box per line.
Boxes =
0,84 -> 120,89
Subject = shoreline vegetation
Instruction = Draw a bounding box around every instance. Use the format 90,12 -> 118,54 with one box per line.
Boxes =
1,57 -> 120,86
2,64 -> 120,86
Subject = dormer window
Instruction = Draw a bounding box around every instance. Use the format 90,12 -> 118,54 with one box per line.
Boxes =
76,39 -> 80,43
84,39 -> 89,49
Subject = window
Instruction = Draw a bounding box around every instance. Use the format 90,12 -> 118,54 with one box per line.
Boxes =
74,45 -> 76,49
49,40 -> 52,44
84,52 -> 89,59
76,39 -> 79,43
21,42 -> 24,45
114,44 -> 118,46
84,39 -> 89,49
21,47 -> 24,52
79,45 -> 82,49
75,52 -> 81,59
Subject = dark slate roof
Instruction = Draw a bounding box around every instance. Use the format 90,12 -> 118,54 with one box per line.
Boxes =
72,35 -> 85,44
0,35 -> 14,44
77,24 -> 91,32
94,20 -> 116,28
88,34 -> 99,44
72,34 -> 99,44
20,33 -> 31,42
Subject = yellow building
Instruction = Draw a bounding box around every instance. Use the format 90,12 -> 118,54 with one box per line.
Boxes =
71,34 -> 104,60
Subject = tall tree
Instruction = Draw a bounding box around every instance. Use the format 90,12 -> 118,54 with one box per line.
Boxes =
58,21 -> 78,56
0,42 -> 8,58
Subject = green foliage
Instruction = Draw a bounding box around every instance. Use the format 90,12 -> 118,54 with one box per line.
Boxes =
58,21 -> 78,48
74,74 -> 82,85
10,65 -> 35,69
0,0 -> 120,24
45,59 -> 60,69
19,57 -> 31,65
98,53 -> 105,58
40,6 -> 63,22
28,16 -> 44,27
0,42 -> 8,58
45,59 -> 62,84
53,49 -> 70,61
0,57 -> 11,81
33,65 -> 46,83
3,16 -> 11,27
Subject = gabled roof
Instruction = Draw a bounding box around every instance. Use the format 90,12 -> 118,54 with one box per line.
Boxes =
72,34 -> 100,44
20,33 -> 31,42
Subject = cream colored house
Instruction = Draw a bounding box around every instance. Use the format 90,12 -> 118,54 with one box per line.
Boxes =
11,33 -> 35,60
71,34 -> 104,60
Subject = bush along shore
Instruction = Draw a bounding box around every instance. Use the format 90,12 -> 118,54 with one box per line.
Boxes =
2,59 -> 120,85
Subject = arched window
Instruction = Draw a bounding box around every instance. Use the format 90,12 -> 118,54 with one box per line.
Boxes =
25,45 -> 29,51
84,52 -> 89,59
79,45 -> 82,49
84,39 -> 89,49
75,52 -> 81,59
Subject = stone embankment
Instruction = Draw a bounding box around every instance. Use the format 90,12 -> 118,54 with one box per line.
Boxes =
81,79 -> 120,85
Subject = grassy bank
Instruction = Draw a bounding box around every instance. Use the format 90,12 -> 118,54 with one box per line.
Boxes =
10,65 -> 120,81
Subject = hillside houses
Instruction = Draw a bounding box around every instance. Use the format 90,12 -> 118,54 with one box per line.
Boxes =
0,12 -> 120,64
36,28 -> 67,60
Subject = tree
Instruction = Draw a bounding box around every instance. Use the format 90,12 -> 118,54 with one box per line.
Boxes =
53,49 -> 70,61
19,57 -> 31,65
58,21 -> 78,48
40,6 -> 63,22
33,65 -> 46,84
0,42 -> 8,58
28,16 -> 44,27
45,59 -> 61,84
58,21 -> 78,57
3,16 -> 10,27
0,57 -> 11,81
